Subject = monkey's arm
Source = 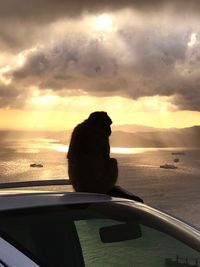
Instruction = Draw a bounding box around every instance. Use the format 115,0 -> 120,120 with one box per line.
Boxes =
108,186 -> 144,203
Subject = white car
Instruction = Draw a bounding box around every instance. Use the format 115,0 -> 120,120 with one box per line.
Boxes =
0,180 -> 199,267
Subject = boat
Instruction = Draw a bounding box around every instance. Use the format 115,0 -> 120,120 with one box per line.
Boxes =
174,158 -> 180,163
30,163 -> 43,168
172,152 -> 185,155
160,164 -> 177,169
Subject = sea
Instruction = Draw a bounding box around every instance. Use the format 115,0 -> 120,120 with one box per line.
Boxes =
0,138 -> 199,228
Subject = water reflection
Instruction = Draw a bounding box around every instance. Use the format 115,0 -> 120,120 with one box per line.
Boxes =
111,147 -> 160,154
48,144 -> 193,155
49,144 -> 164,154
49,144 -> 69,153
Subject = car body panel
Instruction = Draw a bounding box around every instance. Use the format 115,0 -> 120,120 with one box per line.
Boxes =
0,186 -> 199,266
0,190 -> 199,246
0,237 -> 39,267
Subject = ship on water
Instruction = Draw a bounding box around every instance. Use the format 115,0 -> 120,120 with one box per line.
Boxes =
160,163 -> 178,169
172,152 -> 185,155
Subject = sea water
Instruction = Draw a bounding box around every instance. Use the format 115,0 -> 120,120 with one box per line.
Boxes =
0,138 -> 199,227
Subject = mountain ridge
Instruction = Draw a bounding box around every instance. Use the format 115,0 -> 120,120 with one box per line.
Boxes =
110,126 -> 200,147
0,125 -> 200,147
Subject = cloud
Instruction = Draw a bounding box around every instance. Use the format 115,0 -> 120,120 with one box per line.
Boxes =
1,0 -> 200,51
1,1 -> 200,111
1,0 -> 200,19
0,82 -> 27,108
7,11 -> 200,111
0,0 -> 174,20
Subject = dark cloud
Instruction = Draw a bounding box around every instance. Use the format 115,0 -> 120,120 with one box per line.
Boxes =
0,83 -> 19,98
0,0 -> 175,20
0,19 -> 43,53
1,0 -> 200,111
9,17 -> 200,111
0,82 -> 28,108
1,0 -> 200,51
1,0 -> 200,19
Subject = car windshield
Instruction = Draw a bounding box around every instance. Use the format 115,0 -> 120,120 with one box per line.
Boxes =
0,1 -> 200,229
0,202 -> 199,267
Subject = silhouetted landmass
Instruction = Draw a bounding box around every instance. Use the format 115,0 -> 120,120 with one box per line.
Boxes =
0,125 -> 200,147
0,130 -> 67,142
112,124 -> 178,133
110,126 -> 200,147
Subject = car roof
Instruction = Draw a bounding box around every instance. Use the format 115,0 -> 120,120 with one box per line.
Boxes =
0,179 -> 132,211
0,179 -> 199,236
0,190 -> 126,210
0,189 -> 196,228
0,188 -> 199,250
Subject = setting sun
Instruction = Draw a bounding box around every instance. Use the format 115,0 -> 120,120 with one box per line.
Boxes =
95,14 -> 112,31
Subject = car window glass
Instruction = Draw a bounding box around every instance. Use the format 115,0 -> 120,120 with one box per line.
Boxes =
0,208 -> 85,267
0,203 -> 199,267
0,262 -> 7,267
75,219 -> 200,267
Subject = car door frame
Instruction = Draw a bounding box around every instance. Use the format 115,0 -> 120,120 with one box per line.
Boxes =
0,237 -> 40,267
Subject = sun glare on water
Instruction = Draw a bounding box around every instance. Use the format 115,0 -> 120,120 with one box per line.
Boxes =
49,144 -> 69,153
111,147 -> 136,154
50,145 -> 148,155
111,147 -> 159,154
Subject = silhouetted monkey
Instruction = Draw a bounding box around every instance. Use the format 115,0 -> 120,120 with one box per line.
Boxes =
67,111 -> 118,193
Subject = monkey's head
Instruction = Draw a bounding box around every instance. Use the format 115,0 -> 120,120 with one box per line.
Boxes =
87,111 -> 112,136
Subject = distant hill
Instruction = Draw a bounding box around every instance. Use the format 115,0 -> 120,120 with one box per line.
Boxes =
110,126 -> 200,147
112,124 -> 177,133
0,130 -> 69,144
0,125 -> 200,147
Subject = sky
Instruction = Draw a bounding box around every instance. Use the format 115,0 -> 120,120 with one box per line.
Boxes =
0,0 -> 200,130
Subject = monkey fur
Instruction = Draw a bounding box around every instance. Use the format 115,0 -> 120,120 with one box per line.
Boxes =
67,111 -> 118,193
